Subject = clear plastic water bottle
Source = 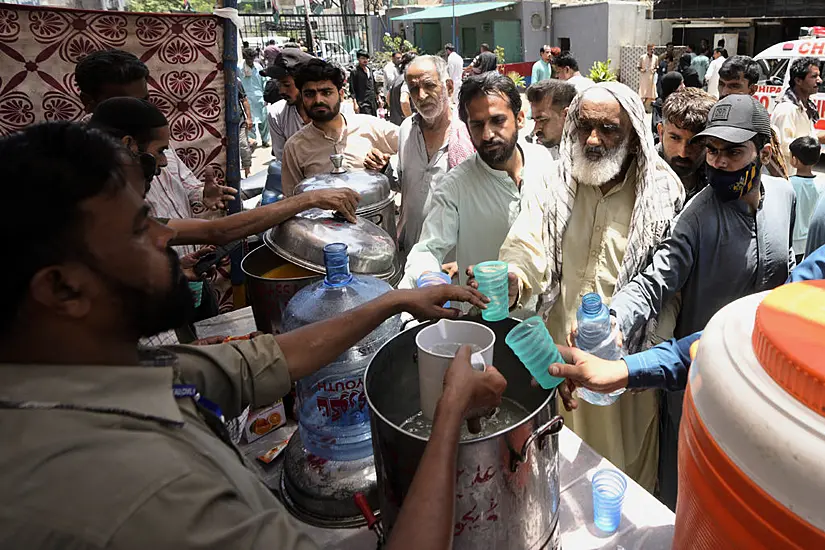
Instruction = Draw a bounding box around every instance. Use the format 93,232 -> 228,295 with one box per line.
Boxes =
575,293 -> 625,406
281,243 -> 401,461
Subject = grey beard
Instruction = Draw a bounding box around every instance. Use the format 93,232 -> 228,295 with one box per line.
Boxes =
571,139 -> 630,187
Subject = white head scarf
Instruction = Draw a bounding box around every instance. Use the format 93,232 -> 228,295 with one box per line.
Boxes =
539,81 -> 684,350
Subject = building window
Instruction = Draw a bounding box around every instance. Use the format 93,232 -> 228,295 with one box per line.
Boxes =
559,37 -> 570,52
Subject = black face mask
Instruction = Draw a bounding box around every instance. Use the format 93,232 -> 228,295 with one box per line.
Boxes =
706,157 -> 760,202
137,152 -> 158,188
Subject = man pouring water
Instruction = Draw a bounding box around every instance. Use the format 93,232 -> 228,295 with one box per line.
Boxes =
0,122 -> 506,550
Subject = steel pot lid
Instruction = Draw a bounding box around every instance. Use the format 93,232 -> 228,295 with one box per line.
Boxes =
264,208 -> 399,280
293,154 -> 391,210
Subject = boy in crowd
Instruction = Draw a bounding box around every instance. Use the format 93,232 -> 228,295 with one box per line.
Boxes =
788,136 -> 825,263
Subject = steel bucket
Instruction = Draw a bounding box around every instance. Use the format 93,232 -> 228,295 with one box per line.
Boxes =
359,198 -> 398,247
365,317 -> 562,549
240,245 -> 321,334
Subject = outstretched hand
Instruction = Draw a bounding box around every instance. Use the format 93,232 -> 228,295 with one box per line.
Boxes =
548,345 -> 629,411
395,286 -> 489,320
202,166 -> 238,210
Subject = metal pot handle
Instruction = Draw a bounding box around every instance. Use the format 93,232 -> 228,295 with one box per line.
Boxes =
509,415 -> 564,472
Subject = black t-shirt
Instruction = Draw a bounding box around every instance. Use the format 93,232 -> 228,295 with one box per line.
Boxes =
473,51 -> 498,73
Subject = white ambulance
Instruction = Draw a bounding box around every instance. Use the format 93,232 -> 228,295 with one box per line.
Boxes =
753,26 -> 825,133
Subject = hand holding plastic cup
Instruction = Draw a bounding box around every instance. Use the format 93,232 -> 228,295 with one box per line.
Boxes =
592,469 -> 627,533
505,316 -> 566,389
474,261 -> 509,322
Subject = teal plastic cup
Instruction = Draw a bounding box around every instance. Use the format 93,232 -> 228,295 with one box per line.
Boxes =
188,280 -> 204,308
505,316 -> 565,389
474,261 -> 509,322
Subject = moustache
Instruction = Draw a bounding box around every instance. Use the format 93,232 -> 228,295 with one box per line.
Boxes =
584,145 -> 606,159
671,156 -> 693,165
481,139 -> 506,149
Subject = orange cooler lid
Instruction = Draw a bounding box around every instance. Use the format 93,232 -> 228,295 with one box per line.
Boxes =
752,280 -> 825,418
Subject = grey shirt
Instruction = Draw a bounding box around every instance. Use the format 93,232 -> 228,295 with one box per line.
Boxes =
611,175 -> 797,340
267,100 -> 307,161
396,113 -> 451,257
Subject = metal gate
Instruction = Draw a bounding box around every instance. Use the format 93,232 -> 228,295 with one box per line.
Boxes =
239,12 -> 370,64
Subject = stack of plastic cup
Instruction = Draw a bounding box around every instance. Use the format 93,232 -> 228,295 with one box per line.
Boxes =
592,469 -> 627,533
474,261 -> 509,321
416,271 -> 452,308
505,316 -> 566,389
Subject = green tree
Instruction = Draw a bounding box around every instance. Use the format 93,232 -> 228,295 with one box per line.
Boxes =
127,0 -> 215,14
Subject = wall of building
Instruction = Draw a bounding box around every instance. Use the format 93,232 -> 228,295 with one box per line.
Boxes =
550,2 -> 669,79
519,0 -> 550,65
606,1 -> 670,78
551,3 -> 608,76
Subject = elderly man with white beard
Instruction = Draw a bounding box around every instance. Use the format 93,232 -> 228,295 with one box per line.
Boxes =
374,55 -> 475,258
498,82 -> 684,492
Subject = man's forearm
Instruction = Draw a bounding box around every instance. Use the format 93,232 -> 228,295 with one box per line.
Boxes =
168,194 -> 316,246
275,291 -> 404,381
624,331 -> 701,392
386,399 -> 462,550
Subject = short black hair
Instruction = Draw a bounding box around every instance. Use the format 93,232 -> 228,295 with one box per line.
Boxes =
790,135 -> 821,166
480,43 -> 491,52
88,97 -> 168,146
268,39 -> 276,45
295,58 -> 345,91
719,55 -> 760,86
791,57 -> 820,87
75,49 -> 149,99
666,41 -> 674,47
0,122 -> 129,332
554,52 -> 579,72
713,47 -> 725,56
356,49 -> 369,59
526,79 -> 576,110
458,71 -> 521,123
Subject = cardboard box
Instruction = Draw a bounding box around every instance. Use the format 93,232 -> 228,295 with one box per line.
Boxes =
244,399 -> 287,443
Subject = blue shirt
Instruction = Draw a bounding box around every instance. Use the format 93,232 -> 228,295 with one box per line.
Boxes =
790,174 -> 825,253
624,244 -> 825,390
531,59 -> 551,84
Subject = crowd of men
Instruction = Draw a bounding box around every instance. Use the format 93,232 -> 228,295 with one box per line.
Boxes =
3,35 -> 825,548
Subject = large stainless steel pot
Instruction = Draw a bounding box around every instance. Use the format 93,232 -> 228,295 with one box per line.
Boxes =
264,208 -> 402,286
365,317 -> 562,549
293,154 -> 397,244
240,245 -> 321,333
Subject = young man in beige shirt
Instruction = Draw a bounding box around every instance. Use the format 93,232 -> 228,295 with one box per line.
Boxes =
281,59 -> 398,195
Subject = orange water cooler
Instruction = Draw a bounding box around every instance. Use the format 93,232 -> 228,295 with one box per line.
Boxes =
674,280 -> 825,549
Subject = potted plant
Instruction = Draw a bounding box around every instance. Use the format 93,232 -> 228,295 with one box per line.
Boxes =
589,59 -> 618,83
507,71 -> 526,92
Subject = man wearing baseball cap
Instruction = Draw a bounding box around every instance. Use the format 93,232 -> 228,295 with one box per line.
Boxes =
263,48 -> 314,161
608,94 -> 797,510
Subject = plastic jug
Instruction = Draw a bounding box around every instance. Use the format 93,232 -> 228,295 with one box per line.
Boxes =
414,319 -> 495,419
281,243 -> 400,461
